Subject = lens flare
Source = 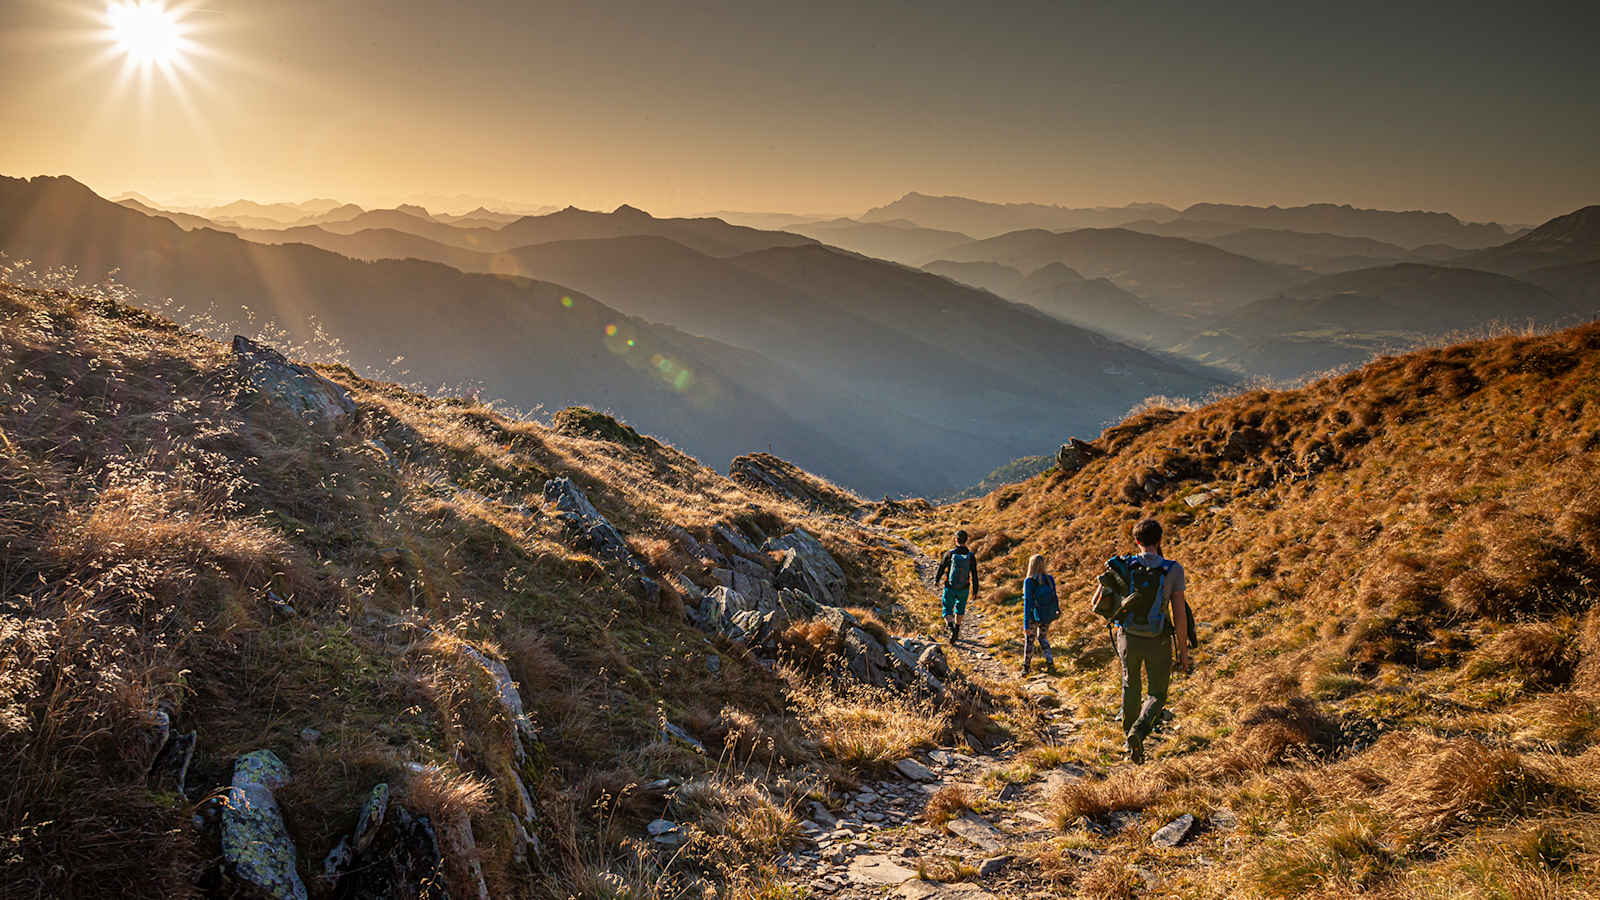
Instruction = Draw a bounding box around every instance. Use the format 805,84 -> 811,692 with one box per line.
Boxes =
107,2 -> 184,66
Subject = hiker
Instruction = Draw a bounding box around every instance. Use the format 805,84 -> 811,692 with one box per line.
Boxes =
1091,518 -> 1190,764
1022,554 -> 1060,674
934,529 -> 980,642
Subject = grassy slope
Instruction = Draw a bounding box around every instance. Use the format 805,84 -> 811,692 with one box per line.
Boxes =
912,322 -> 1600,897
0,282 -> 938,899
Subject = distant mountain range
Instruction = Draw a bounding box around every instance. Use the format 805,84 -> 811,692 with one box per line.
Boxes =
0,176 -> 1225,496
860,192 -> 1178,238
923,259 -> 1191,347
1178,263 -> 1583,379
1175,202 -> 1515,249
782,218 -> 973,267
933,227 -> 1305,315
1455,205 -> 1600,275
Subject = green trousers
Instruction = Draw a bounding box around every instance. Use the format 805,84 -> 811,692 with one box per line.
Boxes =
1116,630 -> 1172,741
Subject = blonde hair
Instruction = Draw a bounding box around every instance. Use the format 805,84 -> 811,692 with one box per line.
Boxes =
1026,554 -> 1047,579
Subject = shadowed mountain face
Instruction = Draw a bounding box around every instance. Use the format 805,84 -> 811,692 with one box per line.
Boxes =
1199,228 -> 1416,273
1175,202 -> 1514,249
924,260 -> 1191,348
860,192 -> 1177,238
1178,263 -> 1580,380
498,237 -> 1226,480
0,175 -> 1228,495
934,227 -> 1306,316
783,218 -> 973,266
1456,205 -> 1600,275
0,175 -> 927,493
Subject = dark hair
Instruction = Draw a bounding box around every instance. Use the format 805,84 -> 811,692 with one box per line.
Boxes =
1133,518 -> 1163,547
955,529 -> 968,544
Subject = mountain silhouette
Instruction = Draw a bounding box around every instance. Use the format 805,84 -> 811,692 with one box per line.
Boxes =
1455,205 -> 1600,274
861,192 -> 1177,238
1180,263 -> 1577,379
784,217 -> 973,266
935,227 -> 1306,315
0,175 -> 925,493
1175,202 -> 1513,249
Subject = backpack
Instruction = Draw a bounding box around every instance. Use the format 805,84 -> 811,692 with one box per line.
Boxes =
1112,555 -> 1175,639
945,549 -> 973,590
1029,574 -> 1060,623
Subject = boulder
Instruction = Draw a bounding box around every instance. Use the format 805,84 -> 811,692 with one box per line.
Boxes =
1056,437 -> 1101,475
542,477 -> 633,565
222,750 -> 307,900
1151,813 -> 1196,848
765,529 -> 847,607
232,335 -> 356,427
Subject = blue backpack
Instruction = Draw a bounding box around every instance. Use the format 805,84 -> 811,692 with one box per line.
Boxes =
945,549 -> 973,590
1111,555 -> 1175,638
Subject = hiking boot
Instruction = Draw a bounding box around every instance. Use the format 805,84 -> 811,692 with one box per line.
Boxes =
1044,658 -> 1057,675
1126,734 -> 1146,765
1021,657 -> 1031,676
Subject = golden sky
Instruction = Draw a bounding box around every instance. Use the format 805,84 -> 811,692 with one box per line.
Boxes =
2,0 -> 1596,221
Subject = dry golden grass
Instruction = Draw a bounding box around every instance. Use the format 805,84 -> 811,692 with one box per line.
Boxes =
921,784 -> 976,828
789,676 -> 949,770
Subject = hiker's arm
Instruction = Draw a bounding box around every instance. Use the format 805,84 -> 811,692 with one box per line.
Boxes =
934,552 -> 950,584
1022,578 -> 1037,624
970,557 -> 980,597
1172,586 -> 1191,671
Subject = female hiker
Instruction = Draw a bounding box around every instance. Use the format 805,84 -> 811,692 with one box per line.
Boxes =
1022,553 -> 1060,674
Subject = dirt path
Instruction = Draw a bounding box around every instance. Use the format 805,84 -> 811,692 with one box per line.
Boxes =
772,541 -> 1089,899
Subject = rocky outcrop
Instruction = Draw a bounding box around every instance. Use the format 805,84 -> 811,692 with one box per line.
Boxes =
729,452 -> 864,516
231,335 -> 356,427
543,476 -> 660,603
767,528 -> 848,607
459,643 -> 537,761
330,803 -> 448,900
222,750 -> 307,900
1055,437 -> 1102,475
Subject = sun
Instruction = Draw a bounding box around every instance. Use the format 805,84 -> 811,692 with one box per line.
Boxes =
106,2 -> 185,66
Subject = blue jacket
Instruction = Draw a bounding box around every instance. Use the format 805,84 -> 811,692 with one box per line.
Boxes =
1023,574 -> 1060,624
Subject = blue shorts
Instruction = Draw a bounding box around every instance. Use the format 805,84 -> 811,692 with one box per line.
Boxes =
941,585 -> 969,617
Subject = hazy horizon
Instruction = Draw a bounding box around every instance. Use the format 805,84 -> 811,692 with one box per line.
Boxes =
4,1 -> 1597,224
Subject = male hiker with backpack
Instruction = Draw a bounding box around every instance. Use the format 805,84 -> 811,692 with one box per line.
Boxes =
1091,518 -> 1191,764
934,529 -> 980,642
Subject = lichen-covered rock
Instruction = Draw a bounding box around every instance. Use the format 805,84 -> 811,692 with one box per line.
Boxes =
222,750 -> 307,900
232,335 -> 356,427
459,643 -> 537,761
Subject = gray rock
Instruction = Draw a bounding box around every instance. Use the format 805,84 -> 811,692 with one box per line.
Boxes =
1056,437 -> 1101,475
917,645 -> 950,678
149,728 -> 196,798
946,814 -> 1006,853
298,727 -> 321,746
766,529 -> 847,607
846,854 -> 919,886
894,758 -> 937,782
662,721 -> 705,754
221,750 -> 307,900
232,335 -> 356,427
543,477 -> 637,567
715,522 -> 763,558
352,783 -> 389,854
977,854 -> 1012,876
458,643 -> 537,760
1151,813 -> 1196,848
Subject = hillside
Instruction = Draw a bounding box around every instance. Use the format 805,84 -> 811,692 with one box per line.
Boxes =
8,280 -> 1598,899
908,320 -> 1600,897
783,218 -> 974,267
1200,228 -> 1415,273
1457,205 -> 1600,275
860,193 -> 1176,239
1179,263 -> 1582,379
0,175 -> 924,496
0,280 -> 994,899
1176,202 -> 1514,249
935,227 -> 1306,316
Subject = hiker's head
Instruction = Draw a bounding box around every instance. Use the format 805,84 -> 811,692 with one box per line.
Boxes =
1027,554 -> 1046,578
955,529 -> 968,546
1133,518 -> 1163,551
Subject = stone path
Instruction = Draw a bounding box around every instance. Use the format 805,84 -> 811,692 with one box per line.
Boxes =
768,545 -> 1088,899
